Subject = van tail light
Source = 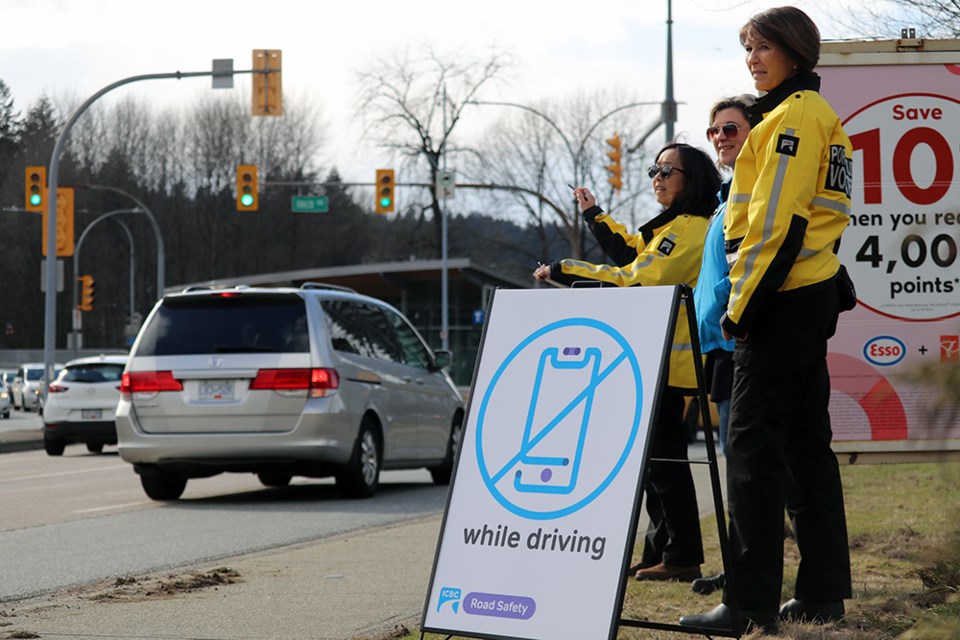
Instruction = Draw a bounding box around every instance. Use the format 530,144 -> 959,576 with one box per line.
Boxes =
250,368 -> 339,397
120,371 -> 184,395
47,383 -> 68,393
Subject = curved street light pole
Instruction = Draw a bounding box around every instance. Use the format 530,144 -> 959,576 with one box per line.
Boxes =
467,99 -> 662,187
82,184 -> 165,297
44,66 -> 226,392
465,99 -> 663,258
109,218 -> 137,328
71,208 -> 141,356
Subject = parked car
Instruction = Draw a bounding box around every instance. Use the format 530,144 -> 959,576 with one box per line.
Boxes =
0,384 -> 10,419
116,284 -> 464,501
42,355 -> 128,456
12,363 -> 63,411
0,369 -> 16,391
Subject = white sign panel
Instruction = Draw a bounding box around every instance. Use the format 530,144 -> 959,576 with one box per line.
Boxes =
422,286 -> 677,640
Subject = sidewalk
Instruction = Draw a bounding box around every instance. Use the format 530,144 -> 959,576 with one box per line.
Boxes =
3,515 -> 443,640
0,426 -> 726,640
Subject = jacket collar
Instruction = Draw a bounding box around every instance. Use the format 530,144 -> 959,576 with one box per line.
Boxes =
638,207 -> 679,244
747,71 -> 821,127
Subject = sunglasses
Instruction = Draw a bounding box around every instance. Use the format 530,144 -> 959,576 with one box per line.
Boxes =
706,123 -> 742,140
647,164 -> 686,180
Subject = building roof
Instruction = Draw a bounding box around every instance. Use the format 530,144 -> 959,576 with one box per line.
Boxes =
169,258 -> 531,298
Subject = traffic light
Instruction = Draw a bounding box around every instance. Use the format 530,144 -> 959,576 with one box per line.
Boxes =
606,134 -> 623,192
252,49 -> 283,116
42,187 -> 75,256
375,169 -> 395,214
236,164 -> 259,211
25,166 -> 46,212
78,275 -> 95,312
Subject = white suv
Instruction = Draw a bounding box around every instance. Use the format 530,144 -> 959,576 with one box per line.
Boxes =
116,284 -> 464,501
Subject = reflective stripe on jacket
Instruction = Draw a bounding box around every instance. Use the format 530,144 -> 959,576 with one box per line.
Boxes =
723,72 -> 852,338
549,206 -> 709,391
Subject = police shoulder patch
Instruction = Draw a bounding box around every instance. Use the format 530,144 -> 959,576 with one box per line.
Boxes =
658,237 -> 676,256
825,144 -> 853,197
776,133 -> 800,156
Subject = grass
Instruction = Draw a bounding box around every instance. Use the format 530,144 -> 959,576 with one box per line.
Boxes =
383,460 -> 960,640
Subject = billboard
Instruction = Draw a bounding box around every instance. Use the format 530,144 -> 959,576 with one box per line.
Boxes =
819,40 -> 960,458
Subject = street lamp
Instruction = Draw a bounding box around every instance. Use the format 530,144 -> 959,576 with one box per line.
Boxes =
71,208 -> 141,353
465,99 -> 662,258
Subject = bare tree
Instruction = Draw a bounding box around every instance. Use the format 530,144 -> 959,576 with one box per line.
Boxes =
355,45 -> 513,255
467,91 -> 661,260
834,0 -> 960,38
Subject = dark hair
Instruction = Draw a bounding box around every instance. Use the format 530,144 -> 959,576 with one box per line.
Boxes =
739,6 -> 820,73
708,94 -> 757,125
656,143 -> 721,217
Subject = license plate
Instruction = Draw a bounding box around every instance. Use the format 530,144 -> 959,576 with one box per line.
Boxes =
198,379 -> 235,402
81,409 -> 102,420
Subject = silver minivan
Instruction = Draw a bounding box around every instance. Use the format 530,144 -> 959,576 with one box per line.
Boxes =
116,285 -> 464,501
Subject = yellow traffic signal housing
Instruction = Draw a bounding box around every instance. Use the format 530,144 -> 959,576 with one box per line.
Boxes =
606,134 -> 623,192
41,187 -> 75,257
375,169 -> 395,214
236,165 -> 259,211
252,49 -> 283,116
78,275 -> 95,312
25,166 -> 46,212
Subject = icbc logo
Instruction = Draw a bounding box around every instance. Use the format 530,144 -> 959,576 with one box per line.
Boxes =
864,336 -> 907,366
941,335 -> 959,363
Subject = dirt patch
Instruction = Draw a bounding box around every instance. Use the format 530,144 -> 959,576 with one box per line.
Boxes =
86,567 -> 242,603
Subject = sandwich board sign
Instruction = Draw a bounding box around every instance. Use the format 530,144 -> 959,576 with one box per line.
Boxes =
422,286 -> 678,640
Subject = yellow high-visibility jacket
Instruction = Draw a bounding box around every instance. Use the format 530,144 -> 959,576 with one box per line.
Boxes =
723,72 -> 852,338
547,206 -> 709,391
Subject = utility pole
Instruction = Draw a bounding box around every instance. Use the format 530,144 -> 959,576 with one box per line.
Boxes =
440,85 -> 450,352
664,0 -> 677,144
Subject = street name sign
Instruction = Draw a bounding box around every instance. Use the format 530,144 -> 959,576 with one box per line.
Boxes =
291,195 -> 329,213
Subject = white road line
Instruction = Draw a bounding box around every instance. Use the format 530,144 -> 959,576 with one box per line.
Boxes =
0,464 -> 127,483
72,501 -> 150,514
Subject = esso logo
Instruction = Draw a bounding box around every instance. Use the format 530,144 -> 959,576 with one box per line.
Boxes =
863,336 -> 907,366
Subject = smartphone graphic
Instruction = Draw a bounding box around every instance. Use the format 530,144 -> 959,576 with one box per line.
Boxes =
513,346 -> 601,495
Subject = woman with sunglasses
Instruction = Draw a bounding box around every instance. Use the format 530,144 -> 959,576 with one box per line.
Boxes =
684,95 -> 756,600
693,96 -> 756,464
534,142 -> 721,584
680,6 -> 853,635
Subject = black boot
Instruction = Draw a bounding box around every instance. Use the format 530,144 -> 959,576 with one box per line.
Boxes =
691,571 -> 725,595
779,598 -> 845,623
680,604 -> 778,635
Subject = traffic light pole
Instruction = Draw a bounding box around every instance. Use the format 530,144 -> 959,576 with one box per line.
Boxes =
42,63 -> 266,393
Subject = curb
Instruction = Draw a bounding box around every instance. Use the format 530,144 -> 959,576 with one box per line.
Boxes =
0,431 -> 44,454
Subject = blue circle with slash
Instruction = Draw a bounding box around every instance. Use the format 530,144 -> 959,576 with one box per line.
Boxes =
475,317 -> 643,519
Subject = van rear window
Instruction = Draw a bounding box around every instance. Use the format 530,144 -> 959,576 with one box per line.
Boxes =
135,295 -> 309,356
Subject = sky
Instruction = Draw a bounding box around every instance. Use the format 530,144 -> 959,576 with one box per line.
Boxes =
3,0 -> 884,190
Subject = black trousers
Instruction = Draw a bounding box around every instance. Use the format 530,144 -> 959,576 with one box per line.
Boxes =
722,280 -> 852,613
641,387 -> 704,567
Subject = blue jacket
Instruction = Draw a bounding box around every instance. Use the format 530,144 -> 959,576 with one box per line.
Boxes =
693,179 -> 736,355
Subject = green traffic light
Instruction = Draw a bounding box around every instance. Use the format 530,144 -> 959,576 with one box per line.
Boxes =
29,193 -> 42,206
379,197 -> 392,208
240,193 -> 254,207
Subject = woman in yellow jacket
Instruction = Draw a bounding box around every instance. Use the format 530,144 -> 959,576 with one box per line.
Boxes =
535,142 -> 721,583
681,6 -> 853,635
